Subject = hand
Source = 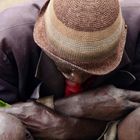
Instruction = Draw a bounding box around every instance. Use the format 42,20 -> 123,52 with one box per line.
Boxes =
0,101 -> 63,139
0,101 -> 107,140
55,85 -> 140,121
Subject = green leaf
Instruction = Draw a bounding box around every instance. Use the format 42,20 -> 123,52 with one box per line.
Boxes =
0,100 -> 11,108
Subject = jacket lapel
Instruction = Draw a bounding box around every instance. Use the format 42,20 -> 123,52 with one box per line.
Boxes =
35,51 -> 65,99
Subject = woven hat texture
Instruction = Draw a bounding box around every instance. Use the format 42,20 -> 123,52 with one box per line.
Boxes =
34,0 -> 127,75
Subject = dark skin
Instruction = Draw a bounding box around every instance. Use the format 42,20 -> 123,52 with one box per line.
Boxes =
0,101 -> 107,140
1,66 -> 140,139
0,112 -> 28,140
118,107 -> 140,140
1,86 -> 140,139
55,85 -> 140,121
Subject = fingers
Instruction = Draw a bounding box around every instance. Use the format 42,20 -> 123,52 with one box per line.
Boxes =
0,107 -> 23,122
126,91 -> 140,102
125,101 -> 140,112
2,106 -> 21,116
118,101 -> 140,120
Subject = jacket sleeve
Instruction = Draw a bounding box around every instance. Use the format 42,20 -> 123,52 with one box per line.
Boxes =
0,40 -> 19,103
0,0 -> 45,103
119,4 -> 140,91
127,9 -> 140,91
0,25 -> 42,104
129,34 -> 140,90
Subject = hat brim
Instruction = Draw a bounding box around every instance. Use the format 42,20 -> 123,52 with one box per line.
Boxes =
33,2 -> 127,75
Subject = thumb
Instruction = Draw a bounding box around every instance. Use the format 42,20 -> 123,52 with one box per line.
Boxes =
125,101 -> 140,112
0,106 -> 22,117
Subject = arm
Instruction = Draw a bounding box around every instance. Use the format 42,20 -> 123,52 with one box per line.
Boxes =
0,101 -> 107,140
0,45 -> 19,103
0,33 -> 38,103
55,85 -> 140,121
0,0 -> 44,103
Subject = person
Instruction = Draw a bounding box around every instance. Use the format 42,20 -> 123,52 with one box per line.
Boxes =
0,0 -> 140,139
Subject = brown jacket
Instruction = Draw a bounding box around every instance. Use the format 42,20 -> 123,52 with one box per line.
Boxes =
0,0 -> 140,103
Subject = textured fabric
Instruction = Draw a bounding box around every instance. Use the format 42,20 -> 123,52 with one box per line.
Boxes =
54,0 -> 119,32
44,3 -> 123,62
0,0 -> 140,103
34,0 -> 127,75
0,0 -> 45,103
0,1 -> 140,139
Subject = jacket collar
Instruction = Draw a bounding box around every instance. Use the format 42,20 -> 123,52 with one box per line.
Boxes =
117,50 -> 131,69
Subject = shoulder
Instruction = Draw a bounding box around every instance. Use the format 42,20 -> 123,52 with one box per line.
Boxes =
121,0 -> 140,35
120,0 -> 140,7
121,0 -> 140,30
0,0 -> 45,29
0,0 -> 45,35
0,0 -> 45,43
120,1 -> 140,61
0,0 -> 45,57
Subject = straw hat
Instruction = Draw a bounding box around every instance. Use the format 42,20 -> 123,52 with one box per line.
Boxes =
34,0 -> 127,75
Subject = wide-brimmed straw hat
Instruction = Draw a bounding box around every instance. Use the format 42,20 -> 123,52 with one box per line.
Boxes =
33,0 -> 127,75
